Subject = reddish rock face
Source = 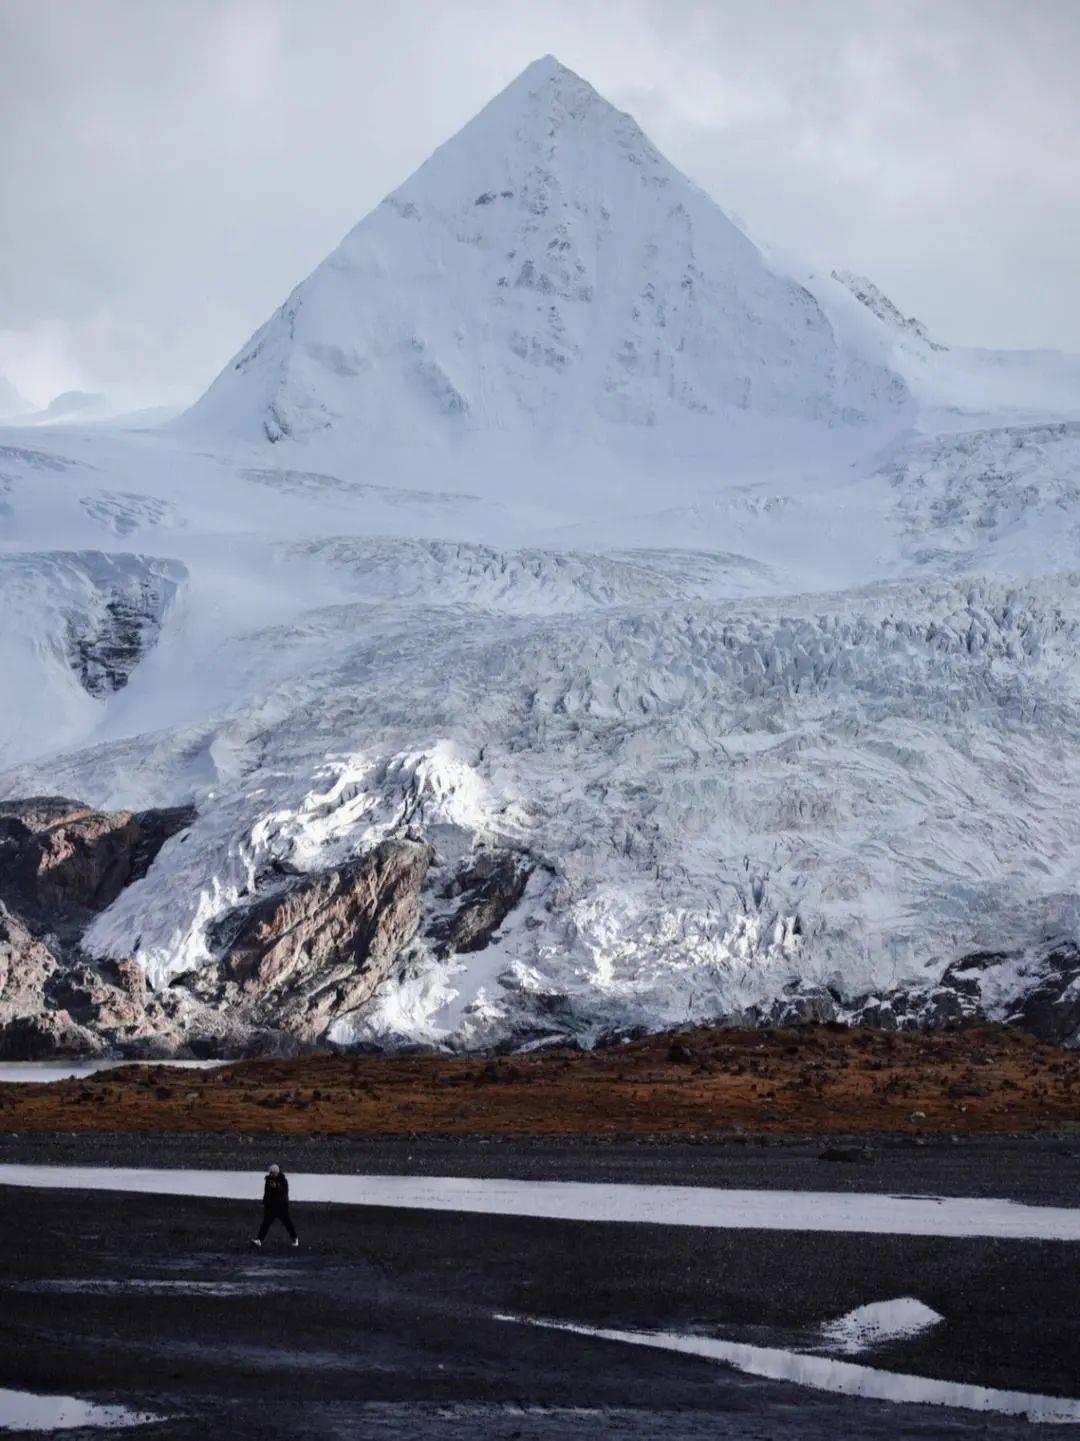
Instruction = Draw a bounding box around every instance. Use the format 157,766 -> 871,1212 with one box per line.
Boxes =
0,903 -> 58,1017
0,797 -> 196,1057
214,839 -> 434,1040
0,796 -> 194,921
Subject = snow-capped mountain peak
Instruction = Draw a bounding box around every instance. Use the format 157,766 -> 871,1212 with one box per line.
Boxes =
181,57 -> 908,475
4,58 -> 1080,1058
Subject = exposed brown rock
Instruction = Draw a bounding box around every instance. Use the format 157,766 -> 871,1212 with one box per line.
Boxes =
0,902 -> 58,1018
0,797 -> 196,1056
0,796 -> 195,922
212,839 -> 434,1040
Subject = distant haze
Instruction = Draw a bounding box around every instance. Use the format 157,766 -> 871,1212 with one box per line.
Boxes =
2,0 -> 1078,409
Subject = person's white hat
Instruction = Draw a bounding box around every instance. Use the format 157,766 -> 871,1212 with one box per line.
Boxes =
268,1164 -> 280,1175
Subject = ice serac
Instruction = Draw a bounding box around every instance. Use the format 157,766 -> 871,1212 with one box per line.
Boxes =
181,56 -> 908,472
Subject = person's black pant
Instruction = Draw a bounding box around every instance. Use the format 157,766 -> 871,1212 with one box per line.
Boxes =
258,1206 -> 297,1241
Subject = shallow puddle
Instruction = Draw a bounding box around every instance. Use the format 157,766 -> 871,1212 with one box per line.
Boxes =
819,1296 -> 944,1354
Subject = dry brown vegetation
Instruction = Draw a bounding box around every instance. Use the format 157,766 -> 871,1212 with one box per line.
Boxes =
2,1024 -> 1078,1138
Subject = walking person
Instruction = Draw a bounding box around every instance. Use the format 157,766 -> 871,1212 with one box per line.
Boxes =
251,1164 -> 299,1248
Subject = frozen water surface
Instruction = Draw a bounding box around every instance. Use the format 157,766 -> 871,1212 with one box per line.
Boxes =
0,1166 -> 1078,1240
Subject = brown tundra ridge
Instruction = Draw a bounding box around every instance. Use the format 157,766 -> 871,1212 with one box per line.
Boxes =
2,1022 -> 1078,1138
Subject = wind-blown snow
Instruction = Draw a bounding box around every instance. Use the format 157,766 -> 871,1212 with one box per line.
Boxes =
2,56 -> 1080,1048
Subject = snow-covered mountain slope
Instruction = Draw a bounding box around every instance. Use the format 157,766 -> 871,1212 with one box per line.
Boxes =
827,269 -> 1080,429
3,57 -> 1080,1054
180,55 -> 910,490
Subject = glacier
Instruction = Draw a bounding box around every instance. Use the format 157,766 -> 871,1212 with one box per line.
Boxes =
2,56 -> 1080,1054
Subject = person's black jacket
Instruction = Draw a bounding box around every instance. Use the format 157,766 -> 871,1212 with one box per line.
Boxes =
263,1172 -> 289,1212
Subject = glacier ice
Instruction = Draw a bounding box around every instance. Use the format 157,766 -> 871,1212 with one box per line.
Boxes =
2,57 -> 1080,1050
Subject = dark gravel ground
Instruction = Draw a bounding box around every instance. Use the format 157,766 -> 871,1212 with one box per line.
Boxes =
0,1133 -> 1078,1439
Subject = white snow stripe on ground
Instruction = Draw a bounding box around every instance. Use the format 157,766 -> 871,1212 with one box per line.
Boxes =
0,1167 -> 1079,1240
502,1316 -> 1080,1424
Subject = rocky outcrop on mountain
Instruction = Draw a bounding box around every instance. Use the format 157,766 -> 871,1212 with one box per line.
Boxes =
207,839 -> 434,1041
751,946 -> 1080,1048
1005,946 -> 1080,1046
0,794 -> 521,1055
0,797 -> 195,928
0,554 -> 187,763
67,572 -> 182,696
832,270 -> 947,350
0,1010 -> 104,1060
0,797 -> 196,1056
433,850 -> 532,957
0,902 -> 59,1018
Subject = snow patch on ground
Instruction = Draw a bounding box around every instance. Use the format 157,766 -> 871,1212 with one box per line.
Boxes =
819,1297 -> 943,1354
0,1388 -> 160,1432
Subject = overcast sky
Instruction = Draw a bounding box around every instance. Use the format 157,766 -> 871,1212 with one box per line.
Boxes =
2,0 -> 1078,408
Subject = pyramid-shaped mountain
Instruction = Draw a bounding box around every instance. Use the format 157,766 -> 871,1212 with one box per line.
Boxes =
183,56 -> 907,477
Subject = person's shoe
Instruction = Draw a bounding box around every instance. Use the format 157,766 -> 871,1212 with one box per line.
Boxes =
250,1238 -> 262,1248
291,1238 -> 300,1248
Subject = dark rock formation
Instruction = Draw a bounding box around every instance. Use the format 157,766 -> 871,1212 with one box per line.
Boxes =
759,947 -> 1080,1048
0,797 -> 196,1056
209,839 -> 433,1040
432,850 -> 531,957
0,796 -> 194,926
0,1010 -> 103,1060
59,557 -> 185,698
69,591 -> 153,695
1004,946 -> 1080,1047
